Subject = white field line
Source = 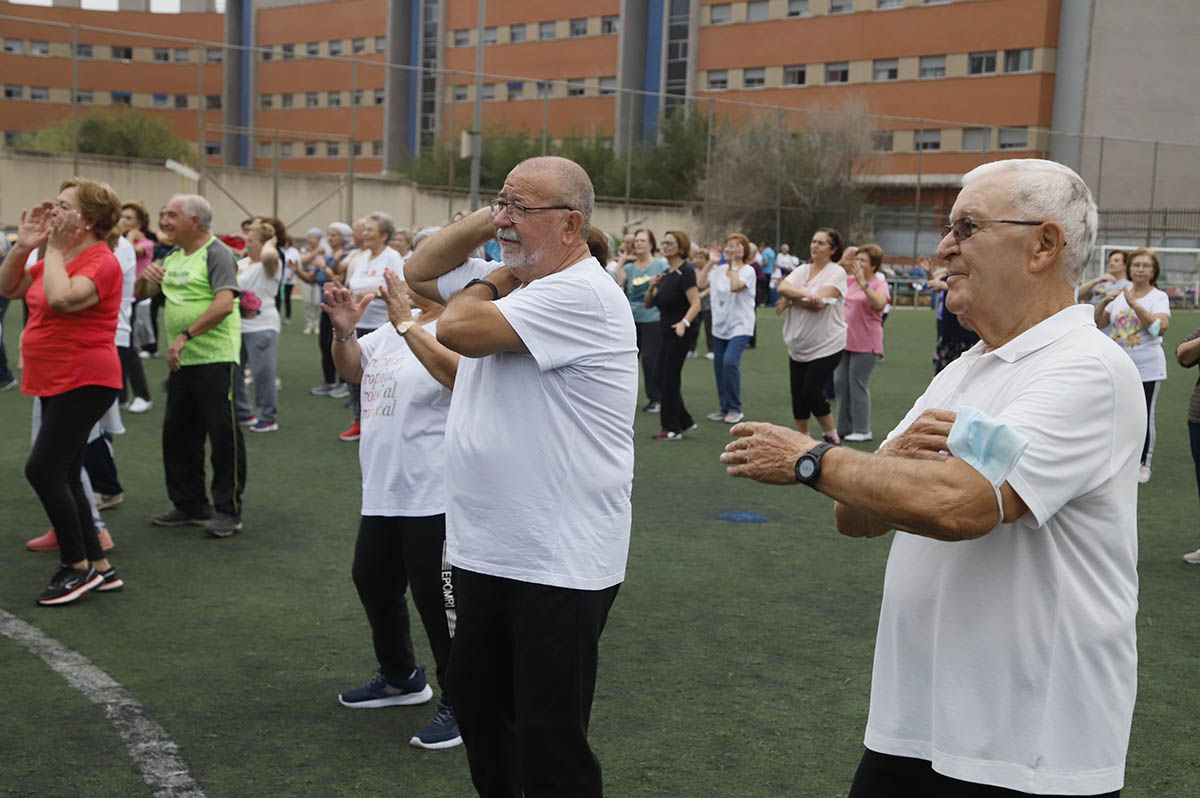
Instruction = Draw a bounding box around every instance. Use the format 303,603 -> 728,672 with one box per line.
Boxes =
0,608 -> 207,798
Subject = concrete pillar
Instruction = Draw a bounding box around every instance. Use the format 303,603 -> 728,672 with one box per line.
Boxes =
384,0 -> 416,167
223,0 -> 253,166
1048,0 -> 1094,170
615,0 -> 649,156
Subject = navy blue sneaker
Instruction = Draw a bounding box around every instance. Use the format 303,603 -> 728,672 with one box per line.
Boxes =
410,698 -> 462,750
338,668 -> 433,709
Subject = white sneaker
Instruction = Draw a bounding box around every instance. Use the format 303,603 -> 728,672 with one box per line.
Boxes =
127,397 -> 153,414
705,352 -> 715,360
844,432 -> 873,442
1182,548 -> 1200,565
1138,466 -> 1151,484
137,350 -> 152,360
706,410 -> 727,422
724,411 -> 744,424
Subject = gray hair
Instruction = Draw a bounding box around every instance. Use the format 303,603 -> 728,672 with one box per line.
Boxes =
961,158 -> 1097,285
515,156 -> 595,239
175,194 -> 213,230
412,226 -> 442,250
367,211 -> 396,243
327,221 -> 353,241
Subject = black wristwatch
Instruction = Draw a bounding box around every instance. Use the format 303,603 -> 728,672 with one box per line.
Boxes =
794,442 -> 834,487
465,278 -> 501,301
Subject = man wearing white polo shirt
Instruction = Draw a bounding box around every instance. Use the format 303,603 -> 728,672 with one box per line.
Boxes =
723,159 -> 1139,797
405,156 -> 637,798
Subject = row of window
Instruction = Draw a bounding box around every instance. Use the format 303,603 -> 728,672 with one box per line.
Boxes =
252,140 -> 385,159
448,77 -> 617,102
451,16 -> 619,47
3,84 -> 225,109
870,127 -> 1031,153
1,36 -> 389,64
711,0 -> 951,24
705,49 -> 1034,90
260,89 -> 386,110
260,37 -> 388,61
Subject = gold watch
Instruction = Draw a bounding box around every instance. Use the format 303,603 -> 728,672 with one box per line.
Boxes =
394,320 -> 416,336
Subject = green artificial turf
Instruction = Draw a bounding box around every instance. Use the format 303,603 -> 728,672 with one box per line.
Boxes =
1,307 -> 1198,797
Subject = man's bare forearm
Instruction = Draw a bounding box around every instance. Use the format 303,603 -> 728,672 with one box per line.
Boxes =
405,208 -> 496,300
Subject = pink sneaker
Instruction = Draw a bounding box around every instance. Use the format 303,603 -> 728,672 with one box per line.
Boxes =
26,528 -> 115,553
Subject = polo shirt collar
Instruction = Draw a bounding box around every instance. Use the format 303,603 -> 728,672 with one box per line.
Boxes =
985,303 -> 1095,363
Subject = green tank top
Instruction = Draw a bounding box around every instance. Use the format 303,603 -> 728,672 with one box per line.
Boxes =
162,236 -> 241,366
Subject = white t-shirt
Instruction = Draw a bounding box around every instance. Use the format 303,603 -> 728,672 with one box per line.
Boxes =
347,247 -> 405,330
114,236 -> 136,348
780,262 -> 847,362
709,263 -> 757,339
437,257 -> 638,590
237,256 -> 282,334
281,245 -> 301,286
1103,288 -> 1170,381
866,304 -> 1142,796
357,320 -> 452,517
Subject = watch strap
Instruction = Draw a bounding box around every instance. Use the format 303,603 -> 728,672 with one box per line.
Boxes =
465,278 -> 501,301
795,442 -> 835,486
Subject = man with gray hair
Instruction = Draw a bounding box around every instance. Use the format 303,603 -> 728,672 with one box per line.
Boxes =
722,159 -> 1139,796
137,194 -> 246,538
405,155 -> 637,797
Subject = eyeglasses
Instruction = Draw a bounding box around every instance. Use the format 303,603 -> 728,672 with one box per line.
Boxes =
942,217 -> 1044,243
489,198 -> 574,224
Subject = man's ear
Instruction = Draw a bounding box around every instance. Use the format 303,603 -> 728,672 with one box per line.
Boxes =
1030,221 -> 1065,275
562,210 -> 584,244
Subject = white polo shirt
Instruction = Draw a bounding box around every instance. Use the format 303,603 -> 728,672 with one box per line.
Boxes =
710,263 -> 757,339
437,257 -> 638,590
866,303 -> 1143,795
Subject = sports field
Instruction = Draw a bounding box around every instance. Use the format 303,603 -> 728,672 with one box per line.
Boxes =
2,306 -> 1198,798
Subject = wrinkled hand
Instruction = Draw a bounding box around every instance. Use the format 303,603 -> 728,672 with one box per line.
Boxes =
321,281 -> 372,335
17,203 -> 54,250
380,270 -> 414,327
48,208 -> 88,252
166,334 -> 186,372
143,262 -> 165,285
877,409 -> 955,461
720,422 -> 819,485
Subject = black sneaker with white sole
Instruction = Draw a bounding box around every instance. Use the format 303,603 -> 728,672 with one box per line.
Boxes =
37,565 -> 103,606
410,697 -> 462,750
339,668 -> 433,709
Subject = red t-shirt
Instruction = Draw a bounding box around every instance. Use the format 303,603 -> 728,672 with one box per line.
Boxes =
21,241 -> 123,397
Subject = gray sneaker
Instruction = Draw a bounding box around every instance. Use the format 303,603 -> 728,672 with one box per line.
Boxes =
205,513 -> 243,538
152,508 -> 213,527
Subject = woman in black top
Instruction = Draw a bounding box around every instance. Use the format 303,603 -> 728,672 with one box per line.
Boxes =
645,230 -> 702,440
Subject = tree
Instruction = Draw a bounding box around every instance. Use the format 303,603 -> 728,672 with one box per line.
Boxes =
16,110 -> 194,163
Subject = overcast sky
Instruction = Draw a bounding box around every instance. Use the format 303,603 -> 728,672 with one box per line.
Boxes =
10,0 -> 228,10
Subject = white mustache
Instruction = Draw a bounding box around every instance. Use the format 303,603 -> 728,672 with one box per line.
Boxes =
497,231 -> 521,244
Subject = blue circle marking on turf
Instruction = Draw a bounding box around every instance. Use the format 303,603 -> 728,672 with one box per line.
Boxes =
718,511 -> 769,523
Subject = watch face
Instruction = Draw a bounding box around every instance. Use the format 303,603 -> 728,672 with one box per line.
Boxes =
797,458 -> 817,481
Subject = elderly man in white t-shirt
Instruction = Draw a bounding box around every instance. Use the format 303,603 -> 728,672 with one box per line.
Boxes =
406,155 -> 637,798
723,159 -> 1140,798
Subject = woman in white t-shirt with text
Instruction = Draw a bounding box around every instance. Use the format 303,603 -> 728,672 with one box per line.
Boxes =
233,221 -> 282,432
1095,246 -> 1171,482
706,233 -> 757,424
339,211 -> 405,442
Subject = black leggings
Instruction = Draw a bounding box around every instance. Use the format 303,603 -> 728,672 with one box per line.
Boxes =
26,385 -> 119,564
276,284 -> 293,319
849,749 -> 1120,798
318,309 -> 337,385
118,344 -> 151,403
657,322 -> 698,433
352,515 -> 455,697
789,351 -> 842,420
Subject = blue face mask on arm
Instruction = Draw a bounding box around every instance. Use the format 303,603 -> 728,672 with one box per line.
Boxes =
946,406 -> 1031,530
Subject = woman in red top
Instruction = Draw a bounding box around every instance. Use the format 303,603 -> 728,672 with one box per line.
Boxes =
0,177 -> 126,606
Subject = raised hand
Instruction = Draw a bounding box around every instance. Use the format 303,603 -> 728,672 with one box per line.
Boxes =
320,281 -> 371,335
47,207 -> 88,252
17,202 -> 54,250
142,262 -> 166,285
379,270 -> 414,327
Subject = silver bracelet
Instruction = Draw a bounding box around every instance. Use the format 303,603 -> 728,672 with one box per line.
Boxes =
332,328 -> 356,342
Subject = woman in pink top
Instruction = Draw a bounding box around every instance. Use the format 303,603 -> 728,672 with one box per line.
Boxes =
833,243 -> 890,442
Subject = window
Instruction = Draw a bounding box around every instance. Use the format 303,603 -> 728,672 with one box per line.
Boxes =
374,36 -> 387,54
747,1 -> 769,22
743,67 -> 765,89
31,41 -> 49,56
257,141 -> 272,158
76,90 -> 94,104
783,64 -> 806,86
351,38 -> 365,54
173,47 -> 190,63
914,129 -> 941,151
327,91 -> 341,107
453,29 -> 469,47
352,141 -> 363,157
174,94 -> 188,109
570,19 -> 587,37
1004,48 -> 1033,73
872,131 -> 894,152
919,55 -> 946,78
352,89 -> 364,105
998,127 -> 1027,149
281,93 -> 294,108
372,141 -> 383,156
873,58 -> 898,81
75,43 -> 93,58
374,88 -> 385,105
207,48 -> 224,63
877,0 -> 903,7
451,85 -> 467,102
602,16 -> 619,34
305,142 -> 318,157
30,86 -> 48,102
829,0 -> 853,12
707,69 -> 728,90
153,47 -> 169,62
787,0 -> 810,16
598,76 -> 617,96
281,43 -> 294,60
260,46 -> 273,61
153,93 -> 169,108
539,22 -> 556,40
204,141 -> 220,157
260,94 -> 273,109
327,141 -> 340,157
507,81 -> 524,100
205,94 -> 221,110
962,127 -> 988,151
328,40 -> 342,56
305,91 -> 318,108
306,41 -> 319,56
968,51 -> 997,75
482,27 -> 497,45
4,85 -> 23,100
3,38 -> 21,54
281,142 -> 293,157
111,45 -> 133,61
481,83 -> 496,101
825,61 -> 849,83
710,4 -> 731,24
112,91 -> 132,107
510,24 -> 527,43
566,79 -> 584,97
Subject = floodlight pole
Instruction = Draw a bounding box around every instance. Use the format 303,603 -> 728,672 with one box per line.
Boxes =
467,0 -> 485,210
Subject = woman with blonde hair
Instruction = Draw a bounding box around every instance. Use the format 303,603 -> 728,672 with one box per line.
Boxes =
234,220 -> 283,432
